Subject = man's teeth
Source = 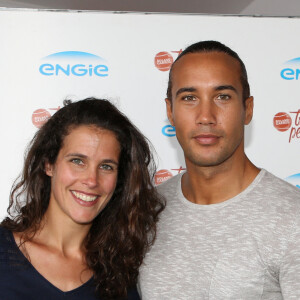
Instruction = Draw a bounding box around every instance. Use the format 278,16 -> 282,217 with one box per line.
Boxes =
72,191 -> 98,202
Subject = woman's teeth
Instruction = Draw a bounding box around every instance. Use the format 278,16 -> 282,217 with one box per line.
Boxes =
72,191 -> 98,202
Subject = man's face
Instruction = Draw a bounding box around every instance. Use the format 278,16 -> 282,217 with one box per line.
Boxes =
166,51 -> 253,168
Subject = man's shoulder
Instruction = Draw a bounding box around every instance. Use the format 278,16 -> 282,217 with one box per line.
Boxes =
259,170 -> 300,199
255,169 -> 300,216
156,173 -> 182,196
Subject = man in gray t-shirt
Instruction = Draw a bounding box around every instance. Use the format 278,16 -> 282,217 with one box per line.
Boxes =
138,41 -> 300,299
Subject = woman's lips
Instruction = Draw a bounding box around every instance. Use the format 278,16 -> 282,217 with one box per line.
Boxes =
71,190 -> 100,207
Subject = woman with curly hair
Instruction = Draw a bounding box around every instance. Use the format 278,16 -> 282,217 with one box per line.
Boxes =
0,98 -> 165,299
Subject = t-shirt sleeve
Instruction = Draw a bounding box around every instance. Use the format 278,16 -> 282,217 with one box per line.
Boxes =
279,217 -> 300,299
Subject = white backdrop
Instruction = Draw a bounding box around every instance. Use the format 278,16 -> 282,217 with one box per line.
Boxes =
0,10 -> 299,218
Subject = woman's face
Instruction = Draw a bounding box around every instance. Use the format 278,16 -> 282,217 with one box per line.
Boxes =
45,125 -> 120,226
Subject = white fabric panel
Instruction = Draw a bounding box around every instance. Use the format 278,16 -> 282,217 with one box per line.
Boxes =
0,10 -> 299,218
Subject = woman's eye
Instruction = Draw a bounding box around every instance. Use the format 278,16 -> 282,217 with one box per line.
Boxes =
71,158 -> 84,165
100,164 -> 114,171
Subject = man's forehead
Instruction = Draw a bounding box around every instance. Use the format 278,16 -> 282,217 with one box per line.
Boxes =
171,52 -> 242,86
170,51 -> 243,96
172,51 -> 241,72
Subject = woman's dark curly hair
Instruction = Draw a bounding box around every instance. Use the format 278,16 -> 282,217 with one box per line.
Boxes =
1,98 -> 165,299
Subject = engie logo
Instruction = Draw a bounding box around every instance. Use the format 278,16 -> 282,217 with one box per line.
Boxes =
154,50 -> 182,72
281,57 -> 300,80
39,51 -> 109,77
285,173 -> 300,189
273,109 -> 300,142
162,125 -> 176,137
32,106 -> 60,128
154,166 -> 186,185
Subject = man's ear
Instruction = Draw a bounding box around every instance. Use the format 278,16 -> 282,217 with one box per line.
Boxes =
244,96 -> 254,125
45,162 -> 53,177
165,98 -> 174,126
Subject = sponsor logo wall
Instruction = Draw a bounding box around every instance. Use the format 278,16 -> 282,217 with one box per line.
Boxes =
285,173 -> 300,188
154,50 -> 182,72
273,110 -> 300,142
39,51 -> 109,77
281,57 -> 300,80
0,10 -> 299,217
32,107 -> 60,128
155,167 -> 186,186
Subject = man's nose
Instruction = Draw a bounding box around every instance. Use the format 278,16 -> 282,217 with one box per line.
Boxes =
195,100 -> 216,125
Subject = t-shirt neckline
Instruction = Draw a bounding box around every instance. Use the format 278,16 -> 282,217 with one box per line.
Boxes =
176,168 -> 266,210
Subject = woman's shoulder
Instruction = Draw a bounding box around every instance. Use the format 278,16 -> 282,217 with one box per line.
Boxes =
0,226 -> 15,268
127,287 -> 141,300
0,225 -> 29,270
0,225 -> 14,248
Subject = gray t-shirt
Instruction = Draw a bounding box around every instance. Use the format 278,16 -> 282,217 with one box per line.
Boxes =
139,169 -> 300,299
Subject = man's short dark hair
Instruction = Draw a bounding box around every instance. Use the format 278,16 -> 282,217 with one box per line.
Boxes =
167,40 -> 250,103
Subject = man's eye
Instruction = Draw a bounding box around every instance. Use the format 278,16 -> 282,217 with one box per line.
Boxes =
217,94 -> 231,100
182,95 -> 196,101
71,158 -> 84,165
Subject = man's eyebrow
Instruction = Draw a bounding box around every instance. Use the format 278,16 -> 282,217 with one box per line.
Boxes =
175,87 -> 197,97
215,85 -> 238,93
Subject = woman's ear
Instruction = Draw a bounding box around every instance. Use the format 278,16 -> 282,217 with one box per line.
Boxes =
45,162 -> 53,177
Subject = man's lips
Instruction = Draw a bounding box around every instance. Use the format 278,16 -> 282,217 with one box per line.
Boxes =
193,134 -> 220,145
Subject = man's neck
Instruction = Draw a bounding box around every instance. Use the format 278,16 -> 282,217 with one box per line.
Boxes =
181,155 -> 260,205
